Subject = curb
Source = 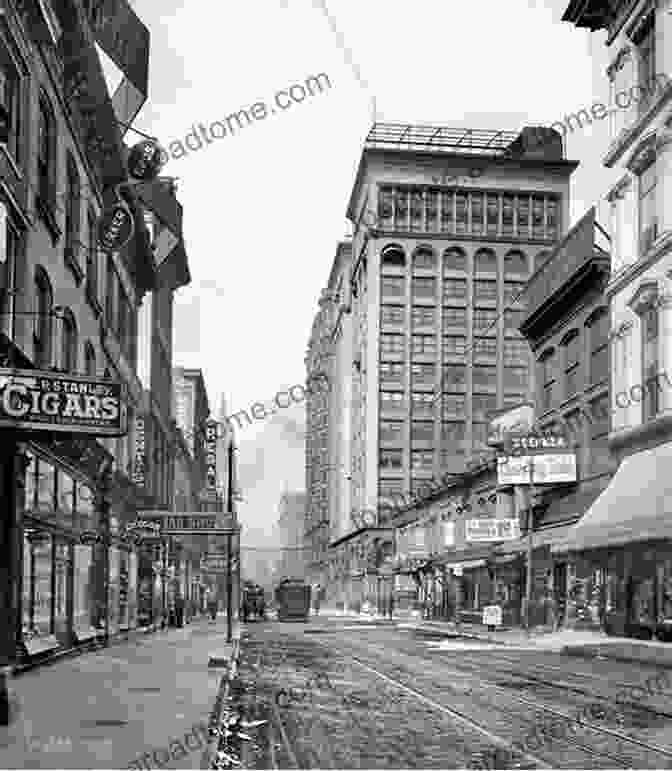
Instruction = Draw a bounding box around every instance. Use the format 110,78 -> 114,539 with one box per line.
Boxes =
201,635 -> 241,769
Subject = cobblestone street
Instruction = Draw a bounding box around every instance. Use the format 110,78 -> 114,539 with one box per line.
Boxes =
230,615 -> 672,769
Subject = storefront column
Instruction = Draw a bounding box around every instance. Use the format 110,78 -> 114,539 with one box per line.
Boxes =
0,435 -> 25,724
93,469 -> 112,643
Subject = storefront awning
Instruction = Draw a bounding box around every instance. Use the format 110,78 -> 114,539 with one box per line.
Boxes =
445,558 -> 486,570
495,522 -> 578,556
552,442 -> 672,554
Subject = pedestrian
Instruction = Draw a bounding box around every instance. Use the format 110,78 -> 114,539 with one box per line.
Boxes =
313,584 -> 321,616
175,595 -> 184,628
387,593 -> 394,620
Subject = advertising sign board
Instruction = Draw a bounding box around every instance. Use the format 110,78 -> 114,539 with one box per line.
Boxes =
483,605 -> 503,627
497,455 -> 533,485
497,451 -> 576,485
138,511 -> 237,535
132,415 -> 146,485
0,369 -> 127,436
465,519 -> 520,542
205,420 -> 218,493
487,403 -> 535,446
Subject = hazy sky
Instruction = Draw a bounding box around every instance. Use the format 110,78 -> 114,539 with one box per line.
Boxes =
103,0 -> 619,538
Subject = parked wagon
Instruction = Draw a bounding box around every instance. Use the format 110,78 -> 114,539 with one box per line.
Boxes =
275,579 -> 311,622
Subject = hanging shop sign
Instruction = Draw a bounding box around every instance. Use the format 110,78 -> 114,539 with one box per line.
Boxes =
465,518 -> 520,542
487,403 -> 535,446
132,415 -> 146,486
497,451 -> 576,485
204,420 -> 218,492
506,433 -> 570,455
0,369 -> 127,436
137,511 -> 238,535
98,192 -> 135,252
123,519 -> 161,538
127,139 -> 164,182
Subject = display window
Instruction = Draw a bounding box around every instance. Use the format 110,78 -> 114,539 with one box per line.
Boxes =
127,553 -> 138,629
33,534 -> 53,636
53,539 -> 70,637
73,544 -> 95,636
108,547 -> 120,634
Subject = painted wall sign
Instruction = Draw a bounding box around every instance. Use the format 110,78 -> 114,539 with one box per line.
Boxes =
465,519 -> 520,542
204,420 -> 218,492
127,140 -> 164,182
132,415 -> 146,486
0,369 -> 127,436
98,197 -> 134,252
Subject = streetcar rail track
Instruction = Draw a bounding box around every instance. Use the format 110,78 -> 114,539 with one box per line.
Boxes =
452,652 -> 672,722
348,655 -> 554,770
337,639 -> 636,769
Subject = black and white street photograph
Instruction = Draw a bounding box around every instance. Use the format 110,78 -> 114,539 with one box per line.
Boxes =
1,0 -> 672,768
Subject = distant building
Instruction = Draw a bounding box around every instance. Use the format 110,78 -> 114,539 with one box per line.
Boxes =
276,492 -> 307,580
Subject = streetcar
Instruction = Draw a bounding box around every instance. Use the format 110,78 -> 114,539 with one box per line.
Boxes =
274,578 -> 311,622
241,581 -> 266,622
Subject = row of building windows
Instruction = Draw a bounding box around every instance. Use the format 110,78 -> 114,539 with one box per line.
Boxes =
32,262 -> 135,375
382,274 -> 532,301
538,310 -> 609,411
380,317 -> 526,357
382,246 -> 543,275
377,188 -> 559,241
380,363 -> 528,388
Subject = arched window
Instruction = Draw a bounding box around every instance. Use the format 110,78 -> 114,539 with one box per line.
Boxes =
84,341 -> 96,377
61,309 -> 77,373
535,250 -> 551,272
504,250 -> 528,276
65,153 -> 81,254
34,267 -> 53,368
586,308 -> 609,386
380,245 -> 406,268
474,248 -> 497,274
412,247 -> 437,271
87,205 -> 98,300
37,94 -> 57,209
561,330 -> 581,398
442,247 -> 466,272
538,348 -> 555,411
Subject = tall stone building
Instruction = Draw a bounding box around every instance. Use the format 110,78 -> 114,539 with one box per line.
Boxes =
323,122 -> 577,609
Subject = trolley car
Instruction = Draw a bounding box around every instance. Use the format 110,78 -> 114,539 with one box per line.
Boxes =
274,578 -> 311,622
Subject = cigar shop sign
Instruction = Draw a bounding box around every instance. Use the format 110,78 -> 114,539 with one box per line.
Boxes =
0,369 -> 127,436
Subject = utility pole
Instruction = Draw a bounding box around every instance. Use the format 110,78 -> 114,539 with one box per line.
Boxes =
524,457 -> 535,635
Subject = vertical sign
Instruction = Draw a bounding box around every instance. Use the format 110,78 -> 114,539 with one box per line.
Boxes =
132,414 -> 146,486
205,420 -> 218,493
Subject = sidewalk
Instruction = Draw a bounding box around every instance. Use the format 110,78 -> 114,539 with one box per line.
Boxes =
0,617 -> 238,770
322,608 -> 672,668
407,618 -> 672,667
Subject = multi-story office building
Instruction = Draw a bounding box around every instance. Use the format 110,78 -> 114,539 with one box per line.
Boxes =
305,243 -> 351,591
326,122 -> 577,607
560,0 -> 672,639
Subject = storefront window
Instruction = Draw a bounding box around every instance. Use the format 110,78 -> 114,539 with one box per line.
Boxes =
108,547 -> 120,634
24,452 -> 37,511
33,535 -> 53,636
77,483 -> 96,530
73,544 -> 94,635
53,540 -> 69,639
22,535 -> 32,635
58,471 -> 75,515
36,459 -> 56,513
119,551 -> 129,629
128,552 -> 138,630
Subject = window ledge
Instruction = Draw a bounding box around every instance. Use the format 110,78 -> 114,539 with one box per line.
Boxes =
36,195 -> 61,246
85,283 -> 102,318
64,244 -> 84,286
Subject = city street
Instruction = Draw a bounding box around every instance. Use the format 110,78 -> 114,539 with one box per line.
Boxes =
230,615 -> 672,770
